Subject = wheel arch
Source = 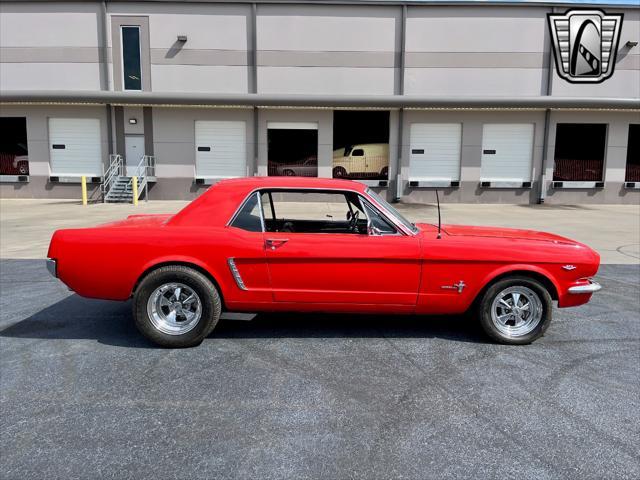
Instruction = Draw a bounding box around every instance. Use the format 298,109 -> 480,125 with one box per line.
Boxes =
472,266 -> 560,308
132,259 -> 226,307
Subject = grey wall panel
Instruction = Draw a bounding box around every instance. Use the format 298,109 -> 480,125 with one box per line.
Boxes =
405,52 -> 548,69
258,67 -> 395,95
143,107 -> 154,155
0,2 -> 100,48
0,63 -> 102,90
152,107 -> 254,178
114,106 -> 125,155
150,65 -> 249,93
550,70 -> 640,99
406,6 -> 548,53
258,51 -> 396,68
405,68 -> 546,96
0,47 -> 102,63
150,49 -> 247,66
257,4 -> 399,53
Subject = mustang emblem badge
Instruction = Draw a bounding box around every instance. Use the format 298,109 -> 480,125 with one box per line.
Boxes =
562,265 -> 577,271
441,281 -> 466,293
547,9 -> 623,84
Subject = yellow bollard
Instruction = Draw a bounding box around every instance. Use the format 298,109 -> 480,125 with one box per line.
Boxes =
81,176 -> 87,206
132,176 -> 138,206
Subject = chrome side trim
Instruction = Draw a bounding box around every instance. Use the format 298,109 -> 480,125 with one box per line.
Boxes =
227,258 -> 247,291
568,280 -> 601,294
256,191 -> 266,233
46,258 -> 57,278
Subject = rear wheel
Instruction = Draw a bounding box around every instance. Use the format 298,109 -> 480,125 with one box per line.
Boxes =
478,276 -> 552,345
133,266 -> 221,347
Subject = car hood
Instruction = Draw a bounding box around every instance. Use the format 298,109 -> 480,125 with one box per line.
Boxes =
417,223 -> 577,245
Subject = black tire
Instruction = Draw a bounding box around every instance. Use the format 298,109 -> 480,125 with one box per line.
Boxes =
133,265 -> 222,348
478,275 -> 552,345
333,166 -> 347,178
380,166 -> 388,177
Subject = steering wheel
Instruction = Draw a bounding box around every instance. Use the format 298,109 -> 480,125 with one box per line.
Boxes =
348,210 -> 360,232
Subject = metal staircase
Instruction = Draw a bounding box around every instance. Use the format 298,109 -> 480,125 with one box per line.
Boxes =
102,154 -> 156,203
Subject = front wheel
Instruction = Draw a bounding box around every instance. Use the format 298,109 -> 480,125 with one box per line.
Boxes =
478,276 -> 552,345
133,266 -> 221,347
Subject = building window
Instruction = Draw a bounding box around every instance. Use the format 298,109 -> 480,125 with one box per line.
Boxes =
0,117 -> 29,176
121,26 -> 142,91
553,124 -> 606,182
625,124 -> 639,183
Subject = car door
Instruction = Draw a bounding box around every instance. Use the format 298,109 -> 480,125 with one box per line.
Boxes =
262,190 -> 422,305
349,148 -> 366,174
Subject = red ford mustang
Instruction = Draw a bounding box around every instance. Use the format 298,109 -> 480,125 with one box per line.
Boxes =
46,177 -> 601,348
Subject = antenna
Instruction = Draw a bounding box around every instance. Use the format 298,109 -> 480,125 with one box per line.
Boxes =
436,189 -> 442,239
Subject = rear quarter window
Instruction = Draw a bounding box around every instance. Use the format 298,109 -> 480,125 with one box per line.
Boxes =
230,193 -> 263,232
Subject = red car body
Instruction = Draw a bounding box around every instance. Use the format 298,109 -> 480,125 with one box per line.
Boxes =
47,177 -> 600,319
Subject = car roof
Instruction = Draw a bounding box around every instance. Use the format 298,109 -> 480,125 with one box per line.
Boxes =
168,176 -> 368,227
215,176 -> 368,192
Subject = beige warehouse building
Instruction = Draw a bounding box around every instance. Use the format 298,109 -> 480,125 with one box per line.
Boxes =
0,0 -> 638,204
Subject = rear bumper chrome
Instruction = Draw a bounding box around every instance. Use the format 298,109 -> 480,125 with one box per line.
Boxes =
568,280 -> 601,294
46,258 -> 57,278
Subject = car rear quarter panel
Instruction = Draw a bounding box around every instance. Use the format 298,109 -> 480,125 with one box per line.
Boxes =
48,225 -> 271,303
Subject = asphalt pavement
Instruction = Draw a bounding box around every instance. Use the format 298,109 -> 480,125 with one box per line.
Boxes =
1,260 -> 638,479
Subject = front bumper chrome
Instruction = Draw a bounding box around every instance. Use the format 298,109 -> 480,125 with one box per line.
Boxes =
568,280 -> 601,294
46,258 -> 57,278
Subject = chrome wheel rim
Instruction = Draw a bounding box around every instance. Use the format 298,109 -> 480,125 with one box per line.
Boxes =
147,283 -> 202,336
490,286 -> 543,338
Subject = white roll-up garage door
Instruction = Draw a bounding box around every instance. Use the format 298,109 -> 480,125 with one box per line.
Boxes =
48,118 -> 102,176
195,121 -> 246,178
480,124 -> 534,183
409,123 -> 462,181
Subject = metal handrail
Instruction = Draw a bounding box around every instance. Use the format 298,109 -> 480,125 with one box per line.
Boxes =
128,155 -> 155,202
102,154 -> 124,201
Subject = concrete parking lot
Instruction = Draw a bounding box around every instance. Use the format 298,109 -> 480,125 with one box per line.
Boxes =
1,199 -> 639,479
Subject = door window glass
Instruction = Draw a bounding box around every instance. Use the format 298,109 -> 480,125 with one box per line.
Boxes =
260,190 -> 366,234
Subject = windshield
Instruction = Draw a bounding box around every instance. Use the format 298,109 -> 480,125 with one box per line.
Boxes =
366,188 -> 418,234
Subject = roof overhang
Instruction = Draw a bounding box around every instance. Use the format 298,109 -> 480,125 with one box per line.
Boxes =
1,91 -> 638,111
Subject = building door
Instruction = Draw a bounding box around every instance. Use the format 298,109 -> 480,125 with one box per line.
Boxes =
409,123 -> 462,182
125,135 -> 145,176
48,118 -> 102,177
480,124 -> 534,184
195,121 -> 246,178
267,122 -> 318,177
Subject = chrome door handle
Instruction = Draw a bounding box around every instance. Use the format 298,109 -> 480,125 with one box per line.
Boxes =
265,238 -> 289,250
